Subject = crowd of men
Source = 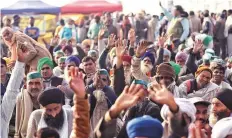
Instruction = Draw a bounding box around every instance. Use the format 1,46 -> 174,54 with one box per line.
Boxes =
1,2 -> 232,138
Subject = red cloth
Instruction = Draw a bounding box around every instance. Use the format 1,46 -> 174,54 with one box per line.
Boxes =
122,55 -> 132,64
61,0 -> 122,14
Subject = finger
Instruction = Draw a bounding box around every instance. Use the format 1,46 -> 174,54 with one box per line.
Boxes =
70,67 -> 75,77
79,71 -> 83,79
130,84 -> 143,95
135,88 -> 146,99
123,85 -> 129,94
74,67 -> 79,77
195,126 -> 202,138
189,124 -> 196,138
128,84 -> 136,94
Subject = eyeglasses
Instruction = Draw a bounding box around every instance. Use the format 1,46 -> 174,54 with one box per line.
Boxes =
41,67 -> 50,70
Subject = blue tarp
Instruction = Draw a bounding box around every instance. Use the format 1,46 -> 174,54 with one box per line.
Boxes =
1,0 -> 60,14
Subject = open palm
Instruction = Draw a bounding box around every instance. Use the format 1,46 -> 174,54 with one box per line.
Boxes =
136,40 -> 149,57
67,67 -> 86,98
115,39 -> 126,58
148,82 -> 173,105
114,84 -> 146,111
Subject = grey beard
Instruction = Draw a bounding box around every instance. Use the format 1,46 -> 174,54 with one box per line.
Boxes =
124,71 -> 131,85
141,64 -> 153,74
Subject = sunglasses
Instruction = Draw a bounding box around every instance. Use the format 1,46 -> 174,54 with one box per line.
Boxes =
41,67 -> 50,70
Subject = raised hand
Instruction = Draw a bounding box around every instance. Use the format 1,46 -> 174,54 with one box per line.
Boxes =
17,46 -> 28,63
193,40 -> 203,54
158,37 -> 166,48
128,29 -> 136,45
135,40 -> 149,58
110,84 -> 146,118
107,34 -> 116,49
98,29 -> 105,40
115,39 -> 127,58
188,123 -> 208,138
67,67 -> 86,98
148,82 -> 178,112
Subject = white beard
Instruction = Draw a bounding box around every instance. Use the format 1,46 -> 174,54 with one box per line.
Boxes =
209,113 -> 218,127
124,69 -> 131,85
141,62 -> 153,74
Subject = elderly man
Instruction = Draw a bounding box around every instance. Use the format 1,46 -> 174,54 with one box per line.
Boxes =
209,88 -> 232,127
37,57 -> 73,105
1,27 -> 51,71
14,72 -> 43,138
131,41 -> 156,82
179,65 -> 219,102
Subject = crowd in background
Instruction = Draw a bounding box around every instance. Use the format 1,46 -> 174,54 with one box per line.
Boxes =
1,2 -> 232,138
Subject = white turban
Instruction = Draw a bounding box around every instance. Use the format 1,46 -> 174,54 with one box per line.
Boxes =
212,117 -> 232,138
161,98 -> 196,123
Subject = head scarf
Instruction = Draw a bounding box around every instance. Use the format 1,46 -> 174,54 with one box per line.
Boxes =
122,55 -> 132,65
175,52 -> 188,62
126,115 -> 163,138
62,45 -> 73,54
37,57 -> 54,72
141,52 -> 155,65
216,88 -> 232,110
195,65 -> 212,77
169,61 -> 181,76
65,55 -> 80,67
156,63 -> 175,79
163,48 -> 171,57
38,87 -> 65,106
161,98 -> 196,122
27,71 -> 42,81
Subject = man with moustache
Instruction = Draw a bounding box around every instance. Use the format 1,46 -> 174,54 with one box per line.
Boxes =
15,72 -> 43,138
26,88 -> 72,138
209,88 -> 232,127
190,97 -> 211,130
179,65 -> 219,102
37,57 -> 74,105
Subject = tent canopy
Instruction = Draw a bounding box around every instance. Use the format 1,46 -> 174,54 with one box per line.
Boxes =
1,0 -> 60,14
61,0 -> 122,14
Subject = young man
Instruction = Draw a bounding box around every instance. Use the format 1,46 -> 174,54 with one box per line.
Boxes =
24,17 -> 40,41
210,60 -> 231,89
82,56 -> 97,85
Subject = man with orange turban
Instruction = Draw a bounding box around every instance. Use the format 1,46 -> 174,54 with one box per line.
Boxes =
179,65 -> 219,102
